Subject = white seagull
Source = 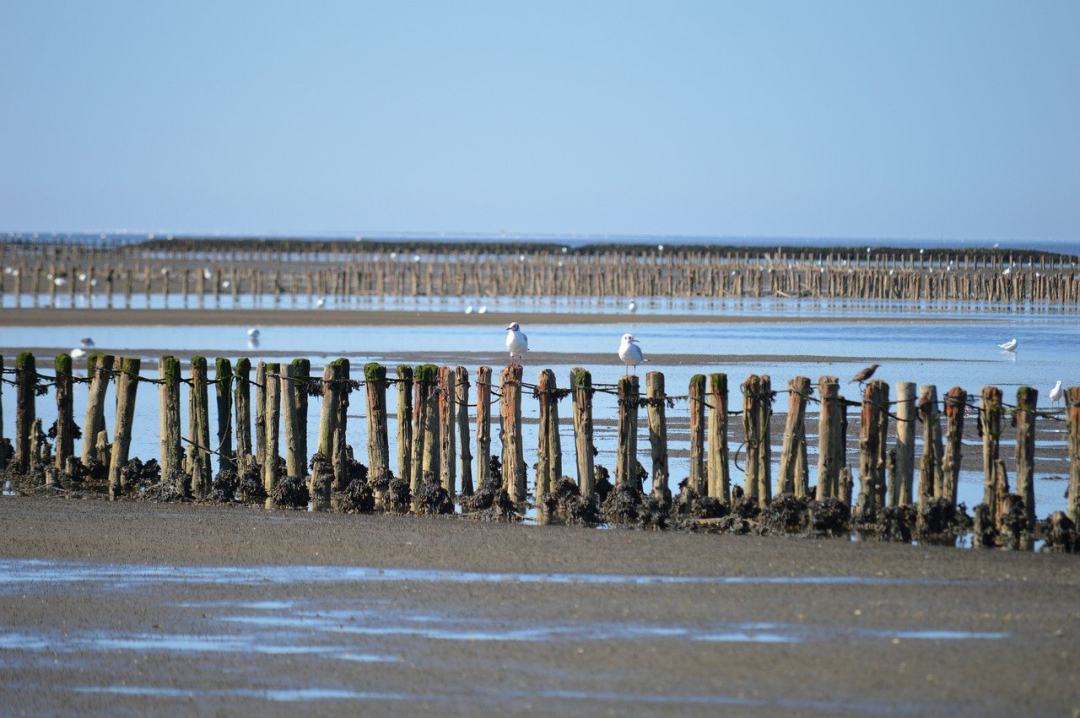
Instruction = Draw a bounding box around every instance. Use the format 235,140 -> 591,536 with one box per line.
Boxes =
314,297 -> 326,309
618,333 -> 644,376
998,338 -> 1018,352
247,327 -> 260,339
627,299 -> 637,313
505,322 -> 528,365
71,348 -> 87,360
1049,380 -> 1063,406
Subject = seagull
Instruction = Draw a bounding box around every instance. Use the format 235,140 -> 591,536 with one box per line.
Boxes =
849,363 -> 881,386
627,299 -> 637,313
998,338 -> 1018,352
247,328 -> 260,340
465,305 -> 474,314
1049,380 -> 1063,406
71,348 -> 87,360
80,337 -> 94,348
505,322 -> 528,365
618,333 -> 644,376
477,305 -> 488,315
314,297 -> 326,309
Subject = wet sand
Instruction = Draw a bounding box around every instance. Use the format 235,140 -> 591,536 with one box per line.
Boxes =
0,307 -> 976,328
0,498 -> 1077,716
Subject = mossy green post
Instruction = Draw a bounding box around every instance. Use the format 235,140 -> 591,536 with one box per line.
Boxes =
233,358 -> 252,463
215,358 -> 234,473
81,354 -> 114,466
687,374 -> 705,494
411,364 -> 440,498
107,357 -> 141,499
158,356 -> 183,492
707,372 -> 731,501
396,365 -> 413,488
53,353 -> 74,473
14,352 -> 36,474
364,363 -> 390,485
570,368 -> 594,496
188,356 -> 212,497
614,375 -> 639,490
330,358 -> 350,490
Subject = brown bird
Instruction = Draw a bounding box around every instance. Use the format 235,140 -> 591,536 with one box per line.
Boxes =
849,363 -> 880,385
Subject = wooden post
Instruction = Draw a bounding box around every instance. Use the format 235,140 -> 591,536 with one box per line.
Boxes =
317,361 -> 339,474
396,365 -> 413,484
107,358 -> 140,499
707,373 -> 731,500
158,355 -> 182,490
499,364 -> 525,505
535,369 -> 562,501
815,376 -> 841,500
980,386 -> 1003,515
215,357 -> 234,473
1067,386 -> 1080,523
81,354 -> 114,466
570,368 -> 594,496
263,363 -> 281,505
742,374 -> 773,507
0,355 -> 3,470
777,375 -> 810,497
282,360 -> 303,479
188,356 -> 212,497
917,384 -> 943,510
364,363 -> 391,484
287,358 -> 310,478
438,366 -> 457,495
255,361 -> 267,469
645,371 -> 669,501
615,375 -> 640,490
14,352 -> 35,473
411,364 -> 439,493
332,359 -> 351,490
941,386 -> 967,507
53,353 -> 74,474
893,381 -> 916,505
1015,386 -> 1037,529
234,358 -> 252,464
688,374 -> 706,494
455,366 -> 473,497
855,380 -> 889,514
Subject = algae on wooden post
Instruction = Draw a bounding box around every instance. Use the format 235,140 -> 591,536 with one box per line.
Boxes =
107,357 -> 141,499
364,362 -> 391,485
941,386 -> 968,507
187,356 -> 212,497
53,353 -> 74,473
455,366 -> 473,497
215,357 -> 234,473
14,352 -> 36,474
687,374 -> 705,495
645,371 -> 670,502
233,358 -> 252,463
614,375 -> 640,490
893,381 -> 916,506
498,364 -> 525,505
158,356 -> 182,491
81,354 -> 114,467
395,365 -> 413,486
1015,386 -> 1038,530
979,386 -> 1003,515
706,372 -> 731,501
815,376 -> 841,500
263,362 -> 282,505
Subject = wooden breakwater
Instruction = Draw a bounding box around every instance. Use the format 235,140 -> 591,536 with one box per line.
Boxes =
2,238 -> 1079,307
1,352 -> 1079,551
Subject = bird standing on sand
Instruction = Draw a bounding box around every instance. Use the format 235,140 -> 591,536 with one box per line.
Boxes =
505,322 -> 528,365
849,363 -> 881,386
71,348 -> 87,360
1049,380 -> 1063,406
618,333 -> 644,376
998,338 -> 1018,352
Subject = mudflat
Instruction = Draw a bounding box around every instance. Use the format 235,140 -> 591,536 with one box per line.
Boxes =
0,497 -> 1077,717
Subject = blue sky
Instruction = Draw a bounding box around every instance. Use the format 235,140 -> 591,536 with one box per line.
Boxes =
2,1 -> 1078,242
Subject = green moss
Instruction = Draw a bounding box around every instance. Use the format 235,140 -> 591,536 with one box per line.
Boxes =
215,357 -> 232,378
329,357 -> 350,371
414,364 -> 439,383
161,356 -> 181,384
291,358 -> 311,377
16,352 -> 35,371
709,372 -> 728,393
234,357 -> 251,377
570,367 -> 591,389
689,374 -> 705,391
266,362 -> 280,373
119,357 -> 141,377
1017,385 -> 1038,406
395,365 -> 413,381
54,353 -> 72,374
191,355 -> 207,371
364,362 -> 386,382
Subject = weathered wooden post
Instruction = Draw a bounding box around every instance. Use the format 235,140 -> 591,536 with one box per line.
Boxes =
707,373 -> 731,500
263,362 -> 281,505
535,369 -> 563,501
645,371 -> 669,502
499,364 -> 526,505
282,360 -> 304,480
855,380 -> 889,514
81,354 -> 114,466
396,365 -> 413,485
570,368 -> 594,496
815,376 -> 842,500
364,363 -> 391,484
215,357 -> 234,473
107,358 -> 140,499
980,386 -> 1003,516
188,356 -> 212,497
892,381 -> 916,505
234,358 -> 252,464
1067,386 -> 1080,523
317,361 -> 339,478
615,375 -> 640,490
14,352 -> 35,473
288,359 -> 310,478
917,384 -> 943,509
742,374 -> 773,507
455,366 -> 473,497
1015,386 -> 1038,530
332,359 -> 351,490
688,374 -> 706,494
941,386 -> 967,507
438,366 -> 457,495
53,353 -> 74,474
411,364 -> 439,494
777,375 -> 810,497
255,361 -> 267,468
158,355 -> 182,490
0,355 -> 4,469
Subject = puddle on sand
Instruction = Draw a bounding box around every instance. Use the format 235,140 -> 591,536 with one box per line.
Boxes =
0,559 -> 984,591
72,685 -> 413,702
